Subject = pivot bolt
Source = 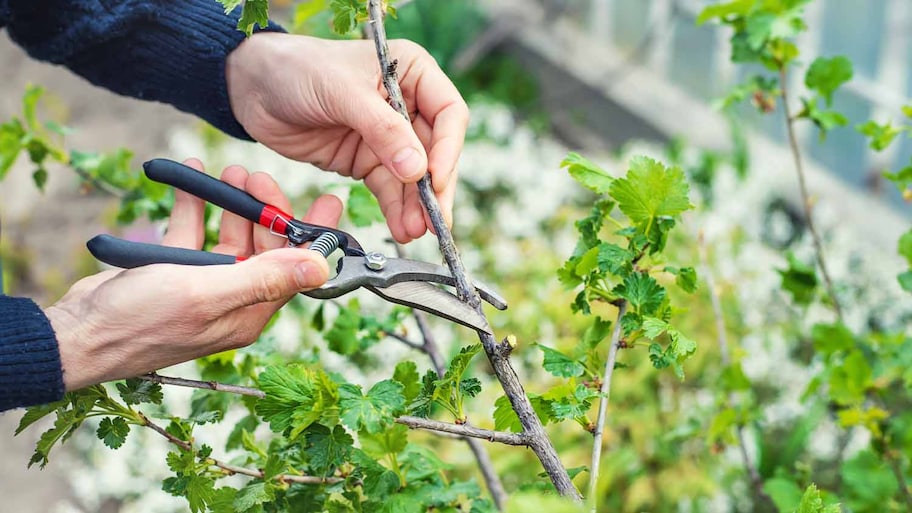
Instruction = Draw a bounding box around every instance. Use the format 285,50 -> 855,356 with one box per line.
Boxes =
364,252 -> 387,271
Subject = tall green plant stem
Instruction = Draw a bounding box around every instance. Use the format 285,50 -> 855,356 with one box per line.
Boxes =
778,67 -> 844,322
587,301 -> 627,512
366,0 -> 581,500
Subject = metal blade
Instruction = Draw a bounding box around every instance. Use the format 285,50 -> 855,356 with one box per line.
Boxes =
366,282 -> 493,334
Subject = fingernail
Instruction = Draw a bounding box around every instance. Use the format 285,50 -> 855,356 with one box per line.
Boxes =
392,147 -> 424,181
294,261 -> 324,289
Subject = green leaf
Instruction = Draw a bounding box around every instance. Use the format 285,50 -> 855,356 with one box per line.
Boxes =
31,167 -> 47,191
614,272 -> 666,316
696,0 -> 756,25
116,378 -> 163,405
904,105 -> 912,118
305,424 -> 354,475
236,0 -> 270,36
828,350 -> 872,405
233,481 -> 275,512
798,97 -> 848,140
339,380 -> 405,433
330,0 -> 361,34
899,270 -> 912,293
841,450 -> 898,511
763,478 -> 803,512
597,243 -> 634,277
856,120 -> 903,151
185,474 -> 217,513
352,449 -> 401,499
255,364 -> 338,435
96,417 -> 130,449
326,301 -> 362,355
493,394 -> 552,432
795,484 -> 840,513
899,229 -> 912,266
549,384 -> 597,422
805,56 -> 853,107
0,119 -> 25,179
393,361 -> 422,403
15,399 -> 66,435
561,152 -> 613,194
777,252 -> 818,305
537,344 -> 584,378
810,322 -> 854,355
609,156 -> 692,225
360,423 -> 408,458
665,266 -> 698,293
459,377 -> 482,398
347,183 -> 384,227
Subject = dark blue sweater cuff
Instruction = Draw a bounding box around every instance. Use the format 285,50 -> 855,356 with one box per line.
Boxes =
0,296 -> 64,412
3,0 -> 285,140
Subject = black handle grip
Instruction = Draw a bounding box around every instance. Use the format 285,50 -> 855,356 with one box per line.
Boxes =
87,235 -> 236,269
144,158 -> 267,224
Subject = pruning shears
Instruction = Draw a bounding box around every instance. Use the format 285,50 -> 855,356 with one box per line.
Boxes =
86,158 -> 507,333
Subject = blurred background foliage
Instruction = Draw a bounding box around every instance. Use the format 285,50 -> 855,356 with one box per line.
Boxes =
1,0 -> 911,512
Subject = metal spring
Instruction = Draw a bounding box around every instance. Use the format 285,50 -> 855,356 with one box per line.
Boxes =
309,232 -> 340,258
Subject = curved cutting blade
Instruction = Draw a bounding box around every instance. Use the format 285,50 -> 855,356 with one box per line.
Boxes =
366,282 -> 492,334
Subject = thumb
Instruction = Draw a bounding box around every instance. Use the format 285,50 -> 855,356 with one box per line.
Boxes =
348,94 -> 427,183
209,248 -> 330,309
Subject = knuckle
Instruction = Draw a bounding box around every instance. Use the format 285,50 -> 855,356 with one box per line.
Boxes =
251,269 -> 290,304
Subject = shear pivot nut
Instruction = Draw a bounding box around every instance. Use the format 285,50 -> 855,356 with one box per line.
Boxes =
364,252 -> 387,271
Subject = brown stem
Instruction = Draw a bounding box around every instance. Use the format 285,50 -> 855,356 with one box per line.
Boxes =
366,1 -> 580,499
885,449 -> 912,509
395,416 -> 528,445
139,373 -> 265,398
587,301 -> 626,511
778,67 -> 843,322
137,412 -> 341,485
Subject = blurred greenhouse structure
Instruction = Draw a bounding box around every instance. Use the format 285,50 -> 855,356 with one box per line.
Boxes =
480,0 -> 911,217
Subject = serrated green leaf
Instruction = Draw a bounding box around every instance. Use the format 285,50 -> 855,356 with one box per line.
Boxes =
799,97 -> 848,140
233,481 -> 274,512
96,417 -> 130,449
347,183 -> 384,227
537,344 -> 585,378
306,424 -> 353,475
185,474 -> 217,513
327,301 -> 362,355
255,364 -> 338,435
805,56 -> 852,107
672,266 -> 698,293
763,478 -> 803,512
352,449 -> 401,499
795,483 -> 840,513
828,350 -> 872,405
15,399 -> 66,435
459,377 -> 482,398
549,384 -> 597,422
237,0 -> 270,36
609,156 -> 692,226
339,380 -> 405,433
116,378 -> 163,405
614,272 -> 666,316
208,488 -> 238,513
561,152 -> 613,194
597,242 -> 634,276
393,361 -> 422,403
330,0 -> 361,34
360,423 -> 408,458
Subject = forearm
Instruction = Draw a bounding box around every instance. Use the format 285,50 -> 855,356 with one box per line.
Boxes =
0,296 -> 64,412
1,0 -> 284,139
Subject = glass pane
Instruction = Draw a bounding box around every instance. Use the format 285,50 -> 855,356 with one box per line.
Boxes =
612,0 -> 651,50
669,18 -> 719,101
819,0 -> 887,79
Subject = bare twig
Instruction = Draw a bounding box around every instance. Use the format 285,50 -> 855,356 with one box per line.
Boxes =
137,413 -> 340,485
778,67 -> 843,322
366,1 -> 580,499
139,372 -> 265,398
587,301 -> 627,511
396,416 -> 527,445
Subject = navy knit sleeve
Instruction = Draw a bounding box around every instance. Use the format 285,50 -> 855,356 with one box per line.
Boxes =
1,0 -> 285,140
0,296 -> 65,411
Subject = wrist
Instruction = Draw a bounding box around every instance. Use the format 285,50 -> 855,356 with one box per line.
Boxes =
45,303 -> 108,391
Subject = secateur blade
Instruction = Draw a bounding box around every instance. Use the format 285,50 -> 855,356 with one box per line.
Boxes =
366,281 -> 493,334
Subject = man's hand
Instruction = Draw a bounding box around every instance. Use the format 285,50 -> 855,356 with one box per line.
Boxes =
225,33 -> 468,243
46,159 -> 343,391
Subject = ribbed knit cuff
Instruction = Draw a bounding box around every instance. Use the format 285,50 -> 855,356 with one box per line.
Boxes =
0,296 -> 65,412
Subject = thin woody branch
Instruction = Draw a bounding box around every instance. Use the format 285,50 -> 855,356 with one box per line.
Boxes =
139,372 -> 265,398
137,413 -> 340,485
395,416 -> 528,446
365,0 -> 580,499
587,301 -> 626,512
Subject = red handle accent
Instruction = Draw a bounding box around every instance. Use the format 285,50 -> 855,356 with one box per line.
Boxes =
258,204 -> 291,235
